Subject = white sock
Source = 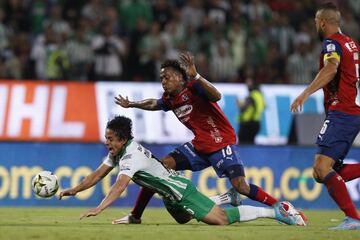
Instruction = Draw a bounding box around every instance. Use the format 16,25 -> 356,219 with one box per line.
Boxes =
237,205 -> 275,222
209,192 -> 231,205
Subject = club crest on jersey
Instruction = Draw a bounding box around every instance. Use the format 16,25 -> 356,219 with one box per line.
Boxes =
331,100 -> 339,106
174,104 -> 193,118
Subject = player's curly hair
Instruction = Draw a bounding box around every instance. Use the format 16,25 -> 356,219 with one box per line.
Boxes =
106,115 -> 134,140
161,60 -> 188,81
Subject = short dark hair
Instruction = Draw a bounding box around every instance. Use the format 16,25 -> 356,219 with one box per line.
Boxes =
161,59 -> 188,81
106,115 -> 133,140
317,2 -> 340,24
318,2 -> 338,12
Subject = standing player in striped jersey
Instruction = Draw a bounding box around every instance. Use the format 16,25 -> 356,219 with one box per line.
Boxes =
291,2 -> 360,230
59,116 -> 305,226
114,52 -> 284,224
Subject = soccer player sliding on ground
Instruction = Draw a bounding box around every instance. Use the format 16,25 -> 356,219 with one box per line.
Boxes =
114,52 -> 305,224
59,116 -> 306,226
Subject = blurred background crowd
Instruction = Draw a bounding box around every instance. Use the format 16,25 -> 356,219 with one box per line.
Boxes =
0,0 -> 359,84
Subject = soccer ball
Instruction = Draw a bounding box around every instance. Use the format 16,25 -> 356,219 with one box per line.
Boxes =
281,201 -> 308,226
32,171 -> 59,198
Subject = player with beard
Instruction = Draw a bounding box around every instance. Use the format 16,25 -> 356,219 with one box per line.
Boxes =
291,2 -> 360,230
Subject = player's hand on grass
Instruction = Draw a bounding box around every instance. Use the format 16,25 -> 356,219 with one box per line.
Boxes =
290,92 -> 309,113
80,208 -> 102,220
59,189 -> 77,200
115,95 -> 131,108
180,52 -> 197,79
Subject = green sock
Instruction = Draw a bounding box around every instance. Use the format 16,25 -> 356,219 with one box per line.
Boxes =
225,208 -> 240,224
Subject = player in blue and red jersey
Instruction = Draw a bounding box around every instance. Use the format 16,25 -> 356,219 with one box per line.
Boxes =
291,2 -> 360,230
114,52 -> 284,224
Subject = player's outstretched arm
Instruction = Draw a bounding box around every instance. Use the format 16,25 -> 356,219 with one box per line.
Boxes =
115,94 -> 162,111
80,174 -> 131,219
180,52 -> 221,102
59,164 -> 113,200
290,57 -> 338,113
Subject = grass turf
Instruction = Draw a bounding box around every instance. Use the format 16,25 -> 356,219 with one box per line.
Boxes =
1,208 -> 360,240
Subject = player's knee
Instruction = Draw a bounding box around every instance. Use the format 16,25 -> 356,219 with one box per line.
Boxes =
312,167 -> 324,183
231,177 -> 249,194
162,156 -> 176,170
164,202 -> 192,224
214,209 -> 229,225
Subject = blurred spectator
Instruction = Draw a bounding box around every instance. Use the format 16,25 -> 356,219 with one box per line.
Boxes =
14,32 -> 33,79
92,20 -> 127,81
161,11 -> 185,59
244,0 -> 272,22
119,0 -> 153,34
138,21 -> 166,81
209,41 -> 236,82
104,6 -> 125,36
0,8 -> 10,51
262,43 -> 286,83
246,21 -> 267,67
0,0 -> 359,83
237,78 -> 265,144
28,21 -> 70,81
43,4 -> 72,41
3,0 -> 29,32
0,32 -> 31,79
81,0 -> 105,30
152,0 -> 173,31
181,0 -> 205,30
347,0 -> 360,20
341,11 -> 360,42
227,20 -> 247,70
268,13 -> 295,56
45,38 -> 70,80
29,0 -> 48,35
65,26 -> 94,81
194,52 -> 210,80
286,36 -> 317,84
30,26 -> 58,79
125,17 -> 148,81
206,0 -> 230,26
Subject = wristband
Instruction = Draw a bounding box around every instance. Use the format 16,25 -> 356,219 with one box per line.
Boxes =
194,73 -> 201,80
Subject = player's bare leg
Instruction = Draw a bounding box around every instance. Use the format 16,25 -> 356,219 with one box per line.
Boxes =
313,154 -> 360,230
112,156 -> 241,224
230,176 -> 278,206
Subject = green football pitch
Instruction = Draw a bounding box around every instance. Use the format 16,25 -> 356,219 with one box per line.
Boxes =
1,208 -> 360,240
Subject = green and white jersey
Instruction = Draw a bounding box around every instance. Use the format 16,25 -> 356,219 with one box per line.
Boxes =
103,140 -> 191,201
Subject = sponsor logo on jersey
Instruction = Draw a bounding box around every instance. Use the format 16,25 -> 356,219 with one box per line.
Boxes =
122,154 -> 132,161
326,43 -> 336,52
345,41 -> 358,52
181,94 -> 189,102
120,162 -> 131,171
174,104 -> 193,118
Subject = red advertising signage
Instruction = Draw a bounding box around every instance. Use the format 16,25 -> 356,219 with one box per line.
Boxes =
0,81 -> 100,142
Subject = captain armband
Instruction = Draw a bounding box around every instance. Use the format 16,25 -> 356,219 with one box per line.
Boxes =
323,51 -> 341,64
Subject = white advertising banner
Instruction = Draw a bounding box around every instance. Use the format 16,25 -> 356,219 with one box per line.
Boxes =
95,82 -> 193,143
95,82 -> 325,145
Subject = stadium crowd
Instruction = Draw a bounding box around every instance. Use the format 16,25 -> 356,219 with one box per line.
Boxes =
0,0 -> 359,84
